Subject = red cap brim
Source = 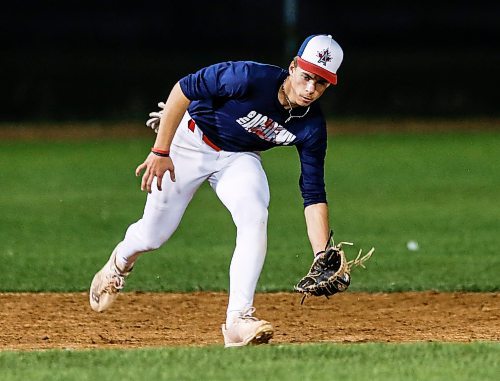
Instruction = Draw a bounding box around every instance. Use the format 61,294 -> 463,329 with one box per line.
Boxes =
297,57 -> 337,85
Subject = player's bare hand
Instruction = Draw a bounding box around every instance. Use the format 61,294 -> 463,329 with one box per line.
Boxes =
135,153 -> 176,193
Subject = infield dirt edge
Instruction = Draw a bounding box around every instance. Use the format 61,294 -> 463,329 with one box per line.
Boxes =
1,291 -> 498,351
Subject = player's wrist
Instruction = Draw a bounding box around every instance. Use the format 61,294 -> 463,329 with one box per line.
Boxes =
151,147 -> 170,157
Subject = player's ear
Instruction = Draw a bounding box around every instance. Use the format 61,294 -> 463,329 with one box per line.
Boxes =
289,59 -> 296,75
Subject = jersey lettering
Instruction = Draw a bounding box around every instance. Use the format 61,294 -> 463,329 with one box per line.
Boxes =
236,111 -> 296,145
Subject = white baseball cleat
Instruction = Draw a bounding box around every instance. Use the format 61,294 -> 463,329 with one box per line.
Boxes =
221,307 -> 274,348
89,249 -> 133,312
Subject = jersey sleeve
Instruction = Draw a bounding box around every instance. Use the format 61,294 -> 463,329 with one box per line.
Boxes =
296,121 -> 328,207
179,61 -> 251,101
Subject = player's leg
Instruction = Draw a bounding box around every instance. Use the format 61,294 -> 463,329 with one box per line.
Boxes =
114,142 -> 208,269
114,117 -> 221,268
209,151 -> 273,346
90,114 -> 216,312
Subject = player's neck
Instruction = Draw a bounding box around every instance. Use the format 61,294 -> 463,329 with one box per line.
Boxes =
279,77 -> 298,110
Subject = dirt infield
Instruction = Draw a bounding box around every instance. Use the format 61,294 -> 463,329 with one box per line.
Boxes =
1,292 -> 498,350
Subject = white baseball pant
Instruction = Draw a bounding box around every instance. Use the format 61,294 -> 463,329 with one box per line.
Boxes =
115,112 -> 270,323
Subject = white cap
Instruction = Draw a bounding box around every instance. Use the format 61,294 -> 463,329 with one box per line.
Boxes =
296,34 -> 344,85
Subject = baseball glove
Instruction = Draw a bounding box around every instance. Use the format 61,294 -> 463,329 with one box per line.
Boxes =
294,232 -> 374,304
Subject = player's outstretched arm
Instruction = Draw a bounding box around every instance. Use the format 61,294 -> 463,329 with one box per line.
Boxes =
135,83 -> 191,193
304,202 -> 331,255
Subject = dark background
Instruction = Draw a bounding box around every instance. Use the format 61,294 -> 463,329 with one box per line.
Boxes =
2,0 -> 499,121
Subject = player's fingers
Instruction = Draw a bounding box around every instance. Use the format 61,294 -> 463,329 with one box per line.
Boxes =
156,174 -> 163,191
140,170 -> 148,192
135,162 -> 147,177
169,168 -> 176,182
139,163 -> 153,191
145,171 -> 156,193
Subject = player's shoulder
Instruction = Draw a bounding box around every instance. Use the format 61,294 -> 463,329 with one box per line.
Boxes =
219,61 -> 286,80
246,61 -> 287,78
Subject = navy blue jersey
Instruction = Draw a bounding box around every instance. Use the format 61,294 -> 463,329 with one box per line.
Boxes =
179,61 -> 328,207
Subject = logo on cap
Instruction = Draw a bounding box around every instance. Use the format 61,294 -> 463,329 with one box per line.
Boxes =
316,48 -> 332,66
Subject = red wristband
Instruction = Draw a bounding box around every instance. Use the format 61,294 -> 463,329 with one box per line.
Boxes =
151,147 -> 170,157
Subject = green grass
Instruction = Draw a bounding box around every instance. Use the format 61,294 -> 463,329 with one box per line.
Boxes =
0,132 -> 499,291
0,342 -> 498,381
1,130 -> 498,379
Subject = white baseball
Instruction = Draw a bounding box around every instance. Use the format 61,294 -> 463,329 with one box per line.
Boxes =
406,240 -> 419,251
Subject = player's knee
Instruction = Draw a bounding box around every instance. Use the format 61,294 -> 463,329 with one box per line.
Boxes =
141,228 -> 174,250
127,228 -> 166,252
142,239 -> 163,251
232,202 -> 268,227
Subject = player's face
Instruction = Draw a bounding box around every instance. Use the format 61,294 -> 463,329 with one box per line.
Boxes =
288,64 -> 330,107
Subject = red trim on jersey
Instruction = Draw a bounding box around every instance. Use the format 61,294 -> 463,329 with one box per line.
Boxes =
297,57 -> 337,85
188,119 -> 221,151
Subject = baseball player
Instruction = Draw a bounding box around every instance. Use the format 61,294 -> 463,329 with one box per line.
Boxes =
90,34 -> 344,347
